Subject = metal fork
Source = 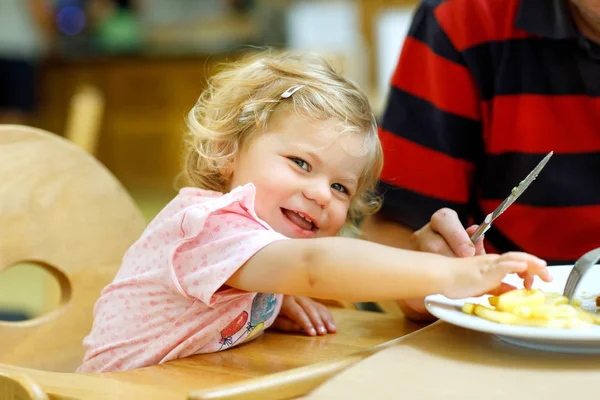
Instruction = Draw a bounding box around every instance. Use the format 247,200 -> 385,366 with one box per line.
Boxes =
562,247 -> 600,302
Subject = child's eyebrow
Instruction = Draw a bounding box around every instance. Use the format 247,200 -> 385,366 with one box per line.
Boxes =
339,177 -> 357,186
304,150 -> 323,166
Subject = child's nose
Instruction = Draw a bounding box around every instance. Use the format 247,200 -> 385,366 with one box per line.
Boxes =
304,177 -> 331,208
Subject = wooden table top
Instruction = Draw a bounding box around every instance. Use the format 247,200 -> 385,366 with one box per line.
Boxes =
304,321 -> 600,399
1,308 -> 425,400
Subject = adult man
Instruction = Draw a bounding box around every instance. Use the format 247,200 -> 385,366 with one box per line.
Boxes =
363,0 -> 600,319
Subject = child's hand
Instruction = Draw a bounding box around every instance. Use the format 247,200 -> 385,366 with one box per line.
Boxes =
444,252 -> 551,299
272,296 -> 337,336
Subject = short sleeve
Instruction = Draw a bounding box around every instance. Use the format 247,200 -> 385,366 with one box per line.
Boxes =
167,184 -> 287,306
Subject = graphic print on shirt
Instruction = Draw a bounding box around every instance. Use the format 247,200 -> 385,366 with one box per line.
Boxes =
219,311 -> 248,347
217,292 -> 278,349
246,292 -> 277,340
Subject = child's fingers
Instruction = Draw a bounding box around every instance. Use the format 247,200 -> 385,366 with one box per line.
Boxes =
271,316 -> 303,333
500,252 -> 547,267
534,266 -> 552,283
498,253 -> 550,279
523,273 -> 534,289
495,253 -> 552,289
315,302 -> 337,333
284,298 -> 317,336
485,282 -> 517,296
296,297 -> 327,335
495,259 -> 528,275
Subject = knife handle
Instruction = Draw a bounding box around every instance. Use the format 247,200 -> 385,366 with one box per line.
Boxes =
469,213 -> 493,244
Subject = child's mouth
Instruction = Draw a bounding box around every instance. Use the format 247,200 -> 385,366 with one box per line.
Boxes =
281,208 -> 315,231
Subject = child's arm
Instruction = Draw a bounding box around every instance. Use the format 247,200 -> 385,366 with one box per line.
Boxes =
226,237 -> 549,302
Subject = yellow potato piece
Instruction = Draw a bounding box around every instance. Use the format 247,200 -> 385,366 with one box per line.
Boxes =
462,303 -> 475,315
512,305 -> 534,318
543,292 -> 569,306
473,305 -> 523,325
462,289 -> 600,329
575,308 -> 600,325
494,289 -> 546,312
530,304 -> 578,320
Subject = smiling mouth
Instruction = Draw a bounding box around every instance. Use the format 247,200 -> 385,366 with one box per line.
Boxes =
281,208 -> 316,231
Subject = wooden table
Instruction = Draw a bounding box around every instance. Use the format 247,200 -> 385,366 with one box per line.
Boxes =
304,321 -> 600,399
1,308 -> 425,400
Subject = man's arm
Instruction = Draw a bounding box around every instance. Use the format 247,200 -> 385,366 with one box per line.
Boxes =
359,214 -> 414,249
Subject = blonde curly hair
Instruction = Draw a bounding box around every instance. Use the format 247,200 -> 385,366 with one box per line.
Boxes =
184,50 -> 383,230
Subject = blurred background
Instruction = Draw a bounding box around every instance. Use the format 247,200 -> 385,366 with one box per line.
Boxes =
0,0 -> 418,320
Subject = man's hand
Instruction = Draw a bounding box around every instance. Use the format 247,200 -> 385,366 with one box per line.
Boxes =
410,208 -> 486,257
272,296 -> 337,336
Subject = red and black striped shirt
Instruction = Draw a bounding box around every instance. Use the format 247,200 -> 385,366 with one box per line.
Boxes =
377,0 -> 600,264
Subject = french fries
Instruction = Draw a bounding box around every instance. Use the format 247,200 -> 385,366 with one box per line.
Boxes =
462,289 -> 600,328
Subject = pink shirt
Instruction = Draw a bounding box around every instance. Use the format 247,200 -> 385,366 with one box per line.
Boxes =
78,184 -> 287,373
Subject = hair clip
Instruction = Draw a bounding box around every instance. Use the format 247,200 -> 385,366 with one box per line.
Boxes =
281,85 -> 305,98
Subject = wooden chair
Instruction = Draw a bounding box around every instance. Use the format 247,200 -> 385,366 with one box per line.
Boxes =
0,124 -> 385,399
188,330 -> 410,400
0,124 -> 146,372
64,84 -> 105,155
0,370 -> 49,400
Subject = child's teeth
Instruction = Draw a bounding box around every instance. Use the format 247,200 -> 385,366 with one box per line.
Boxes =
296,212 -> 310,223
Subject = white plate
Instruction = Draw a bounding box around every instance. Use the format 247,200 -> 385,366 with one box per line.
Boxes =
425,265 -> 600,354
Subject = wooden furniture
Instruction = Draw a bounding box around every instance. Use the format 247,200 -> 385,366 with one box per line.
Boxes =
356,0 -> 419,96
0,369 -> 49,400
375,300 -> 403,315
0,125 -> 146,372
0,308 -> 422,399
64,84 -> 105,155
314,299 -> 356,310
0,124 -> 423,399
37,55 -> 230,193
303,321 -> 600,399
188,310 -> 419,400
192,321 -> 600,400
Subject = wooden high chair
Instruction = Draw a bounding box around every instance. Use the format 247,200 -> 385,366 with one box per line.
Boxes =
0,369 -> 48,400
0,125 -> 387,400
0,125 -> 146,373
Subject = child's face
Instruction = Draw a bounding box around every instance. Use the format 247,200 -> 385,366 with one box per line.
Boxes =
229,110 -> 368,238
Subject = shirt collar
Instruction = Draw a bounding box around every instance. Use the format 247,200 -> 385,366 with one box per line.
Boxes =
515,0 -> 579,39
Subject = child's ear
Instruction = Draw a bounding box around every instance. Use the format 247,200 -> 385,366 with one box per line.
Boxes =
219,156 -> 235,181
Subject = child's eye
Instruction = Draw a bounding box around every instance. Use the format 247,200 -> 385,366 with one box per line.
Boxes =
331,183 -> 348,194
291,157 -> 310,171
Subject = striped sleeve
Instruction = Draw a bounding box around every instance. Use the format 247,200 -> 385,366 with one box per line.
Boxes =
377,0 -> 483,230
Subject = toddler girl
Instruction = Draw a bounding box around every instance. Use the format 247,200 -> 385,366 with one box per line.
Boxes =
78,51 -> 550,373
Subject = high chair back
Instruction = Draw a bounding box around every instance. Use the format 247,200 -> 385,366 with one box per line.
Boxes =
0,125 -> 146,372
